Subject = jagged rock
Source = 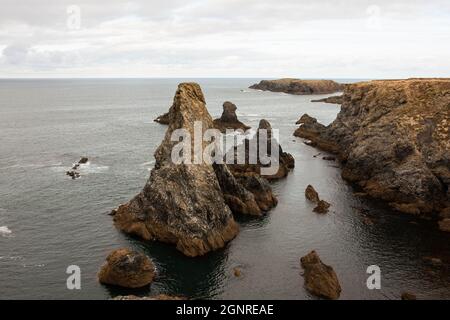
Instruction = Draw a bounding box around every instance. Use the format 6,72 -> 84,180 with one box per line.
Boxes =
250,79 -> 344,95
294,79 -> 450,218
113,83 -> 241,257
300,251 -> 341,300
313,200 -> 331,214
213,101 -> 250,133
98,248 -> 155,288
401,292 -> 417,300
154,112 -> 170,125
311,95 -> 344,104
438,219 -> 450,232
113,294 -> 185,300
227,119 -> 295,181
113,83 -> 278,257
235,173 -> 278,211
305,185 -> 320,203
66,170 -> 80,179
305,185 -> 330,213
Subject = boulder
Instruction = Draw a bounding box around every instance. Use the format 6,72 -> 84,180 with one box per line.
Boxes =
300,251 -> 341,300
250,79 -> 344,95
313,200 -> 331,214
294,79 -> 450,219
213,101 -> 250,133
98,248 -> 155,288
305,185 -> 320,203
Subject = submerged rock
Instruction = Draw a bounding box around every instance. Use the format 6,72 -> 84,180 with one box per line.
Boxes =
300,251 -> 341,300
213,101 -> 250,133
98,248 -> 155,288
294,79 -> 450,219
250,79 -> 344,95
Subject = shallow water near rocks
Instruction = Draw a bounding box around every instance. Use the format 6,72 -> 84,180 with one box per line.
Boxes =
1,78 -> 449,300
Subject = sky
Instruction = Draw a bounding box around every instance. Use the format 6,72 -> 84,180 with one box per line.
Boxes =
0,0 -> 449,78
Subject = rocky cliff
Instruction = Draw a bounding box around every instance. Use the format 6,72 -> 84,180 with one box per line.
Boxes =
112,83 -> 278,257
294,79 -> 450,224
250,79 -> 344,95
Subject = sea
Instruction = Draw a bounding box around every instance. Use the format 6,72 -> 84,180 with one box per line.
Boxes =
1,78 -> 449,299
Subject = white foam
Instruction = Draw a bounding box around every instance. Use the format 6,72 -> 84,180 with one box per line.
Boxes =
0,226 -> 12,236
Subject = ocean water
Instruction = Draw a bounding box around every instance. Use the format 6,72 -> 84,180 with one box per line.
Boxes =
0,78 -> 449,300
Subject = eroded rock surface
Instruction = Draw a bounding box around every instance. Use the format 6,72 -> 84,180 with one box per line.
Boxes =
154,112 -> 170,125
295,79 -> 450,219
213,101 -> 250,133
311,95 -> 344,104
113,83 -> 279,256
98,248 -> 155,288
227,119 -> 295,181
250,79 -> 344,95
300,250 -> 341,300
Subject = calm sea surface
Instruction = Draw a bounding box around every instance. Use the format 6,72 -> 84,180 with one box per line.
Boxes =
0,78 -> 449,299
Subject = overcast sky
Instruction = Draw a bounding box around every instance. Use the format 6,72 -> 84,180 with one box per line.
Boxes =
0,0 -> 449,78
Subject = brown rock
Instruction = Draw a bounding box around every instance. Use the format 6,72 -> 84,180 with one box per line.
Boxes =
113,83 -> 242,257
300,251 -> 341,300
422,256 -> 443,266
311,95 -> 344,104
294,79 -> 450,219
98,248 -> 155,288
401,292 -> 417,300
227,119 -> 295,181
439,218 -> 450,232
154,112 -> 170,125
250,79 -> 344,95
313,200 -> 331,214
113,294 -> 185,300
305,185 -> 320,203
213,101 -> 250,133
233,267 -> 242,277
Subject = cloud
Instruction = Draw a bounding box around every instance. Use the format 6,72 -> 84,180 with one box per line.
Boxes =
0,0 -> 449,77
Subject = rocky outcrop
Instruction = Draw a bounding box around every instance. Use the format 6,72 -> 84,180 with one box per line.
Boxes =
154,112 -> 170,125
113,294 -> 185,300
113,83 -> 278,257
300,251 -> 341,300
311,95 -> 343,104
66,157 -> 89,179
213,101 -> 250,133
295,79 -> 450,220
250,79 -> 344,95
98,249 -> 155,288
304,185 -> 331,214
227,119 -> 295,181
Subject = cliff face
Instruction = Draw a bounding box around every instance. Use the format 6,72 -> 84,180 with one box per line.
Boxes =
295,79 -> 450,220
113,83 -> 278,257
250,79 -> 344,95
